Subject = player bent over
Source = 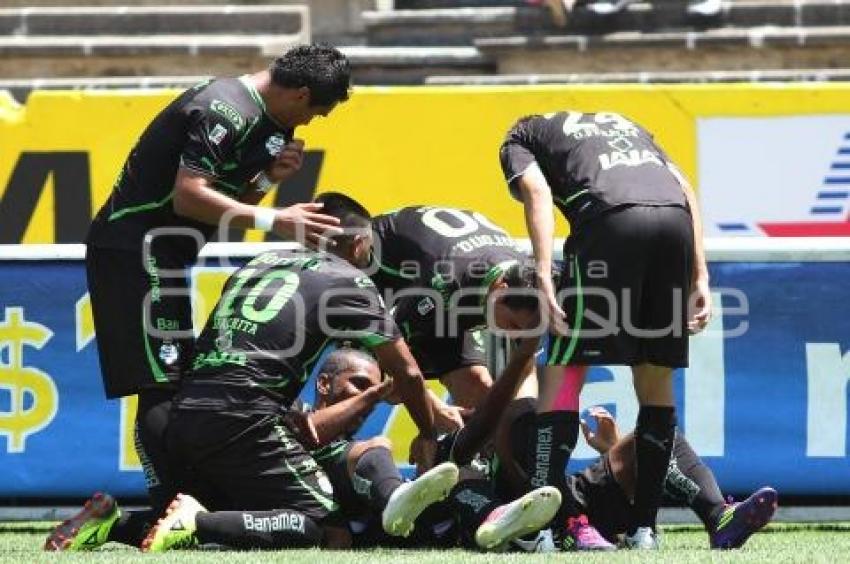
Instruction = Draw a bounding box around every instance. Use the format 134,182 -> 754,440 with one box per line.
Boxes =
315,193 -> 540,416
500,111 -> 712,549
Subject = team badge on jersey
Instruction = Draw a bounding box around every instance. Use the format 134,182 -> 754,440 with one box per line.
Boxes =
208,123 -> 228,145
417,297 -> 436,316
266,134 -> 286,156
158,342 -> 181,366
210,99 -> 245,130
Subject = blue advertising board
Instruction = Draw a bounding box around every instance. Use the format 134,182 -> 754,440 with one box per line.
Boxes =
1,247 -> 848,498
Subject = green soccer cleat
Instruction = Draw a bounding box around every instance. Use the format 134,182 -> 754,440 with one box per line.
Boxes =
382,462 -> 460,537
141,493 -> 206,552
44,492 -> 120,551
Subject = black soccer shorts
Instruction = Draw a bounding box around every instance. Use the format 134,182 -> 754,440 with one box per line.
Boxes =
85,245 -> 194,398
540,204 -> 694,368
167,409 -> 339,522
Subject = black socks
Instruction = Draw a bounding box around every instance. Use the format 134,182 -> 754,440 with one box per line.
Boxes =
633,405 -> 676,530
528,410 -> 581,520
450,479 -> 500,549
106,509 -> 155,547
353,446 -> 403,512
195,510 -> 323,549
667,431 -> 726,529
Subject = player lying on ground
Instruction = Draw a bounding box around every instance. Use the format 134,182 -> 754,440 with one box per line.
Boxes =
570,405 -> 777,549
449,390 -> 778,551
315,193 -> 540,412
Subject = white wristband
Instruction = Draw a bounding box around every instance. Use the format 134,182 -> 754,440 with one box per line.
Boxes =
253,207 -> 276,232
254,171 -> 277,194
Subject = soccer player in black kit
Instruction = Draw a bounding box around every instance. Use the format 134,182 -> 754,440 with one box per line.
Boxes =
140,248 -> 440,551
47,45 -> 351,552
315,194 -> 541,412
500,111 -> 712,550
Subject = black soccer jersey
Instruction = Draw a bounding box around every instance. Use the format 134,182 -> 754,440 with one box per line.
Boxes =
175,251 -> 399,414
87,76 -> 293,259
369,206 -> 524,298
499,111 -> 687,228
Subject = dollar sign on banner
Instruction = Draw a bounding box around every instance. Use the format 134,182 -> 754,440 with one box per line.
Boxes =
0,307 -> 57,453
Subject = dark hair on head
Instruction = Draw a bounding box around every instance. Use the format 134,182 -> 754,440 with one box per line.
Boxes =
319,348 -> 377,381
507,114 -> 543,137
313,191 -> 371,250
270,43 -> 351,107
499,261 -> 540,312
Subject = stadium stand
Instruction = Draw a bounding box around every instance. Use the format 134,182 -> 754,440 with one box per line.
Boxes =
0,5 -> 309,80
1,1 -> 850,92
365,0 -> 850,78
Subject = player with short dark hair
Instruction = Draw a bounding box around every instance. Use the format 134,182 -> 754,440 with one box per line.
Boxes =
133,248 -> 439,551
314,193 -> 541,412
288,348 -> 462,545
80,43 -> 351,543
500,111 -> 712,549
297,345 -> 562,553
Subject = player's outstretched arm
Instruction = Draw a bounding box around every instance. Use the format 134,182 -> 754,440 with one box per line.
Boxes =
450,337 -> 538,465
296,380 -> 392,447
172,168 -> 342,247
372,339 -> 436,439
515,164 -> 569,336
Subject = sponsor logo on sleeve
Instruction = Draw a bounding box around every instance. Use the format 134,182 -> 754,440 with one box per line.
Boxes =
210,100 -> 245,131
208,123 -> 228,145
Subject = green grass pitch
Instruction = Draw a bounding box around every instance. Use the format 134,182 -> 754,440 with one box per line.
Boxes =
3,522 -> 850,563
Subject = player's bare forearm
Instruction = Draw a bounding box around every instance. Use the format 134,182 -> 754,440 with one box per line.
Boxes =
669,165 -> 709,283
173,168 -> 262,229
683,185 -> 709,283
518,164 -> 556,277
374,339 -> 436,437
309,386 -> 384,445
451,338 -> 537,465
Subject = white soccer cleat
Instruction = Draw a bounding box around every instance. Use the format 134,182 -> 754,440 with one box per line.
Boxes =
141,493 -> 206,552
475,486 -> 562,551
382,462 -> 459,537
510,528 -> 557,553
624,526 -> 659,549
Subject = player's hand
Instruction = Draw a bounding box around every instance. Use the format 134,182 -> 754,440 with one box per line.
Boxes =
514,336 -> 541,358
273,202 -> 343,249
538,274 -> 568,336
266,139 -> 305,184
580,406 -> 620,454
433,402 -> 470,434
370,378 -> 395,401
688,276 -> 712,335
282,410 -> 320,449
409,434 -> 438,475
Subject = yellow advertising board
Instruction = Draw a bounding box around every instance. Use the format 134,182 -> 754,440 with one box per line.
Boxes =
2,83 -> 850,244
